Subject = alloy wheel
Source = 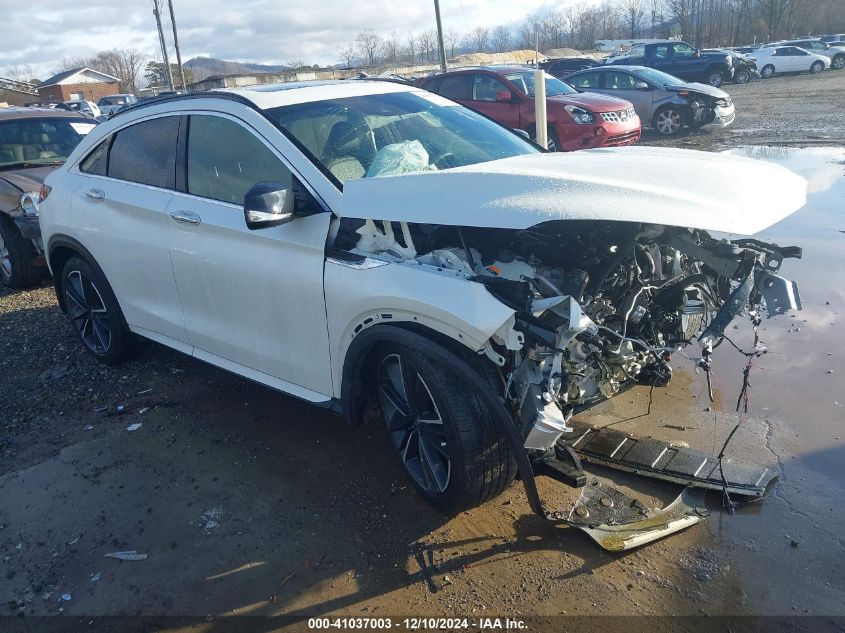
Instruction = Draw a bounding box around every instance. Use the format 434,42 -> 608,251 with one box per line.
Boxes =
734,69 -> 750,84
811,61 -> 824,74
833,56 -> 845,70
655,109 -> 682,135
707,71 -> 723,87
0,232 -> 11,280
378,353 -> 451,495
761,65 -> 774,78
64,269 -> 112,355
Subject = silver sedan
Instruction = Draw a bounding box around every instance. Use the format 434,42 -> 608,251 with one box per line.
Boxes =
565,65 -> 735,136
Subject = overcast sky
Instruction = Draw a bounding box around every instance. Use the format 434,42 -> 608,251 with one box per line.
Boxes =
0,0 -> 597,80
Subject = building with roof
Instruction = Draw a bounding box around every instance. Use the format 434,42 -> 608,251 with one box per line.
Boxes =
36,67 -> 121,103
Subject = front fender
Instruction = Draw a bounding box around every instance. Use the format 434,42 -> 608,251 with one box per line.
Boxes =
325,255 -> 515,399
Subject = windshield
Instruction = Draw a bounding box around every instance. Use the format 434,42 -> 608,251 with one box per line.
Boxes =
632,67 -> 687,87
0,118 -> 95,168
503,72 -> 577,97
266,91 -> 538,186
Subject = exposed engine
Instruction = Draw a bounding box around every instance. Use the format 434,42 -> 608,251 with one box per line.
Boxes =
337,217 -> 802,452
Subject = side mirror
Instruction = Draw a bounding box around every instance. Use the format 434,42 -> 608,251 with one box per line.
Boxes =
244,178 -> 323,230
635,81 -> 650,90
244,181 -> 294,230
496,91 -> 514,102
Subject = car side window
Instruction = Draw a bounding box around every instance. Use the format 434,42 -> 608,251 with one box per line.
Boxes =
605,72 -> 636,90
653,45 -> 669,59
570,72 -> 601,89
108,116 -> 179,189
79,136 -> 111,176
673,43 -> 696,57
187,115 -> 292,205
437,75 -> 472,100
472,74 -> 509,101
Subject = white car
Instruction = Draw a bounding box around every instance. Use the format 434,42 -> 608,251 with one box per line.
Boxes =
56,99 -> 102,119
755,45 -> 831,77
38,81 -> 807,549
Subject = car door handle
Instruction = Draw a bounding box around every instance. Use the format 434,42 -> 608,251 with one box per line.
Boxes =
85,188 -> 105,200
169,211 -> 201,226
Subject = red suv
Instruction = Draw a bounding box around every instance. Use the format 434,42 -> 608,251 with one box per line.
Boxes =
418,66 -> 641,151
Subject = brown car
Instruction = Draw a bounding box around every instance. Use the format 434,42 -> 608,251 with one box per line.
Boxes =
0,107 -> 96,287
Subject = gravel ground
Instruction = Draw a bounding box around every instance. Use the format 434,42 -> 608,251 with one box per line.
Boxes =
1,71 -> 844,630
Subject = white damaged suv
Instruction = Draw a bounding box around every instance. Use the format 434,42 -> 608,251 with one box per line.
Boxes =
39,81 -> 806,549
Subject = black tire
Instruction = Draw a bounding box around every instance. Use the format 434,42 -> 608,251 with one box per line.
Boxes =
832,54 -> 845,71
761,64 -> 775,79
652,105 -> 685,136
705,68 -> 724,87
734,68 -> 751,84
810,60 -> 824,74
0,215 -> 41,289
529,125 -> 561,152
375,342 -> 516,514
60,256 -> 133,364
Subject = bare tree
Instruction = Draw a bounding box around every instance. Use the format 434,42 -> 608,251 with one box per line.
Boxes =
467,26 -> 490,53
5,64 -> 37,83
444,27 -> 461,59
286,58 -> 304,70
337,45 -> 356,68
355,29 -> 382,67
88,48 -> 147,93
382,31 -> 401,65
621,0 -> 646,38
490,26 -> 512,53
418,29 -> 437,62
405,32 -> 418,64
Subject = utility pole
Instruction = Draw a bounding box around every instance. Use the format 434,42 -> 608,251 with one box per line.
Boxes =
433,0 -> 447,70
152,0 -> 174,92
167,0 -> 188,90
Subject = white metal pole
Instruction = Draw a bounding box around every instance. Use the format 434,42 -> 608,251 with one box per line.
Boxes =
533,69 -> 547,149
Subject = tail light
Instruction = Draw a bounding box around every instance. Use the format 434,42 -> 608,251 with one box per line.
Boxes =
39,184 -> 51,202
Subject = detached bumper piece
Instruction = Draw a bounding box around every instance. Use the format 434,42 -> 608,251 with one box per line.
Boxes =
563,420 -> 778,497
568,482 -> 707,551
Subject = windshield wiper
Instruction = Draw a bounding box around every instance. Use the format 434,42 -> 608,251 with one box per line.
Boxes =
0,160 -> 63,170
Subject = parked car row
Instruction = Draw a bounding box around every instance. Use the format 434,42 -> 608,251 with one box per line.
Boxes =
732,37 -> 845,76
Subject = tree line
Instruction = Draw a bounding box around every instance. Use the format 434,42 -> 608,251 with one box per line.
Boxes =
337,0 -> 845,67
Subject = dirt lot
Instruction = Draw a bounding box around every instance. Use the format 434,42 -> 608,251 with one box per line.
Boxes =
2,71 -> 844,631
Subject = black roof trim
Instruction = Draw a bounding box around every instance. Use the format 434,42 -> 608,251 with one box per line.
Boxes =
109,91 -> 259,120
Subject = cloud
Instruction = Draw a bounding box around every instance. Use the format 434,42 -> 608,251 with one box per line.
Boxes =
0,0 -> 588,79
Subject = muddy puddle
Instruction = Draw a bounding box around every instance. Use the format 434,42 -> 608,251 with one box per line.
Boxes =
601,145 -> 845,615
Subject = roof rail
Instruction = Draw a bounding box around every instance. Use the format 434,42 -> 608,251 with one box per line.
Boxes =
109,90 -> 258,120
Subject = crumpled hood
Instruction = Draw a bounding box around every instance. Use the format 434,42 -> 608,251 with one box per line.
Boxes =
666,82 -> 730,99
340,146 -> 807,235
0,165 -> 57,193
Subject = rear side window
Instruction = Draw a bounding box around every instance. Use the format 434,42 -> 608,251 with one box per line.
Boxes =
186,115 -> 291,205
570,72 -> 601,89
438,75 -> 472,100
79,137 -> 111,176
108,116 -> 179,189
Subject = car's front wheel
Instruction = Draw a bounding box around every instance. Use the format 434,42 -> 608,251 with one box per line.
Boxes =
0,216 -> 41,289
734,68 -> 751,84
810,60 -> 825,74
653,105 -> 685,135
375,343 -> 516,513
61,256 -> 133,364
832,54 -> 845,70
529,125 -> 560,152
761,64 -> 775,79
705,69 -> 724,87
